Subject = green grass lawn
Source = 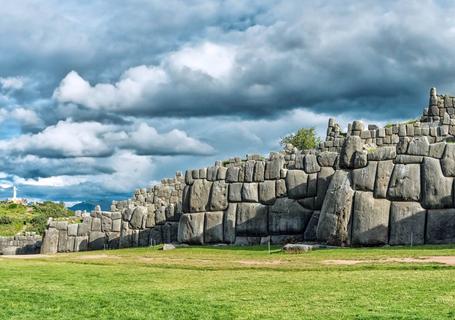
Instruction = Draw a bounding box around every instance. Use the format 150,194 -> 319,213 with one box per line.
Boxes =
1,245 -> 455,319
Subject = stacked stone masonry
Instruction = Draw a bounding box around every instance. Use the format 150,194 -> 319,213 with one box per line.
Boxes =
0,233 -> 42,255
40,88 -> 455,253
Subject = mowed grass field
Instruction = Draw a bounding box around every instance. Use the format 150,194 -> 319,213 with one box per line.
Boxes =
1,245 -> 455,319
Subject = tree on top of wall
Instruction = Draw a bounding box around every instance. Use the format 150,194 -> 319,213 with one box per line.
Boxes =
280,127 -> 322,151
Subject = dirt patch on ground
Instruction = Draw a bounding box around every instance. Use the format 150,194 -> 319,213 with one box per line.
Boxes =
236,259 -> 283,266
324,256 -> 455,266
1,254 -> 51,259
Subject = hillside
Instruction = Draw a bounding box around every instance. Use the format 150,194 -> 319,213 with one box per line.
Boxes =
0,201 -> 74,236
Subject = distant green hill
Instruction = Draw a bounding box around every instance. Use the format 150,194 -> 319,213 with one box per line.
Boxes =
0,201 -> 74,236
69,199 -> 112,212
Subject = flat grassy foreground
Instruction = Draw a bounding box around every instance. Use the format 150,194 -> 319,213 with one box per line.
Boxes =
1,245 -> 455,319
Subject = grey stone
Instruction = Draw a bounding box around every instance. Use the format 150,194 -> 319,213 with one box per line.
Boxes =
317,151 -> 338,167
204,211 -> 224,243
74,236 -> 88,252
224,204 -> 236,244
269,234 -> 304,244
177,212 -> 205,244
89,231 -> 106,250
407,136 -> 429,156
367,146 -> 396,161
192,169 -> 199,179
155,206 -> 166,225
253,161 -> 265,182
242,183 -> 258,202
150,226 -> 163,245
259,180 -> 276,205
57,230 -> 68,252
91,217 -> 101,231
122,207 -> 133,221
429,142 -> 446,159
265,157 -> 284,180
340,136 -> 363,169
189,179 -> 212,212
228,183 -> 243,202
209,180 -> 228,211
236,203 -> 268,236
101,215 -> 112,232
66,236 -> 75,252
67,224 -> 78,237
162,243 -> 176,251
422,157 -> 453,209
316,170 -> 354,245
387,164 -> 421,201
307,173 -> 317,197
185,170 -> 193,185
352,151 -> 368,168
394,155 -> 423,164
304,211 -> 320,241
374,160 -> 394,198
206,166 -> 217,181
315,167 -> 335,209
56,221 -> 68,231
199,168 -> 207,179
244,160 -> 255,182
351,191 -> 390,246
226,166 -> 240,183
162,222 -> 178,244
396,137 -> 410,154
182,185 -> 190,213
217,166 -> 227,180
276,179 -> 287,197
286,170 -> 308,199
389,202 -> 426,245
351,161 -> 377,192
426,209 -> 455,244
441,144 -> 455,176
77,223 -> 90,236
130,206 -> 147,229
112,219 -> 121,232
269,198 -> 312,234
304,154 -> 321,173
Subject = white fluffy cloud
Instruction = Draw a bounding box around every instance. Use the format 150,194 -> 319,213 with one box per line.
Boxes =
0,76 -> 25,91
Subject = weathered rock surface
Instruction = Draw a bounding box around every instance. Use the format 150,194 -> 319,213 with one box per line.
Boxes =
387,164 -> 421,201
177,213 -> 205,244
389,202 -> 426,245
189,180 -> 212,212
426,209 -> 455,244
236,203 -> 268,236
421,157 -> 453,208
269,198 -> 312,234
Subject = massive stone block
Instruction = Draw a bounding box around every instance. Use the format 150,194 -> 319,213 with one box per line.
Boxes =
265,157 -> 284,180
374,160 -> 394,198
351,191 -> 390,246
340,136 -> 364,169
426,209 -> 455,244
162,222 -> 178,244
41,228 -> 59,254
304,154 -> 321,173
253,161 -> 265,182
244,160 -> 255,182
242,183 -> 259,202
367,146 -> 396,161
421,157 -> 453,208
189,179 -> 212,212
389,202 -> 426,245
130,206 -> 147,229
387,164 -> 421,201
236,203 -> 268,236
315,167 -> 335,209
224,204 -> 236,244
204,211 -> 224,243
89,231 -> 106,250
317,170 -> 355,245
441,144 -> 455,176
303,211 -> 320,241
259,180 -> 276,205
209,180 -> 228,211
269,198 -> 312,234
407,136 -> 429,156
351,161 -> 377,192
228,183 -> 243,202
317,151 -> 338,167
286,170 -> 307,199
177,212 -> 205,244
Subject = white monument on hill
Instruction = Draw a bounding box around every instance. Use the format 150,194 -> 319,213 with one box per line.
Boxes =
9,186 -> 26,205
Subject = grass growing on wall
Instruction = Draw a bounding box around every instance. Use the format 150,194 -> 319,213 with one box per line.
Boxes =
1,245 -> 455,319
0,201 -> 73,236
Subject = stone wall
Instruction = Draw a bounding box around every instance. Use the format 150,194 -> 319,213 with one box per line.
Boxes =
0,233 -> 42,255
40,88 -> 455,253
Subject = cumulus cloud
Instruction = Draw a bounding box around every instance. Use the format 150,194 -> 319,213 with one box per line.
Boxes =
0,76 -> 25,91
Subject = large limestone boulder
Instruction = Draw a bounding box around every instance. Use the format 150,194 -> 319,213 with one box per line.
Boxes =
441,144 -> 455,176
204,211 -> 224,243
374,160 -> 394,198
303,211 -> 320,241
223,204 -> 237,244
304,154 -> 321,173
242,183 -> 258,202
426,209 -> 455,244
269,198 -> 313,234
317,151 -> 338,167
258,180 -> 276,205
189,179 -> 212,212
351,191 -> 390,246
387,164 -> 421,201
315,167 -> 335,209
244,160 -> 255,182
265,157 -> 284,180
177,212 -> 205,244
130,206 -> 147,229
340,136 -> 364,169
407,136 -> 429,156
316,170 -> 355,245
236,203 -> 268,236
209,180 -> 228,211
351,161 -> 377,191
228,183 -> 242,202
389,202 -> 425,245
89,231 -> 106,250
41,228 -> 59,254
253,161 -> 265,182
421,157 -> 453,208
286,170 -> 308,199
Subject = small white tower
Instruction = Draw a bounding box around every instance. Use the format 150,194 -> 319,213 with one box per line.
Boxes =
12,186 -> 17,200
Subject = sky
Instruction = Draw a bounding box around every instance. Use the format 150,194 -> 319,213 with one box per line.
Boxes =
0,0 -> 454,204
